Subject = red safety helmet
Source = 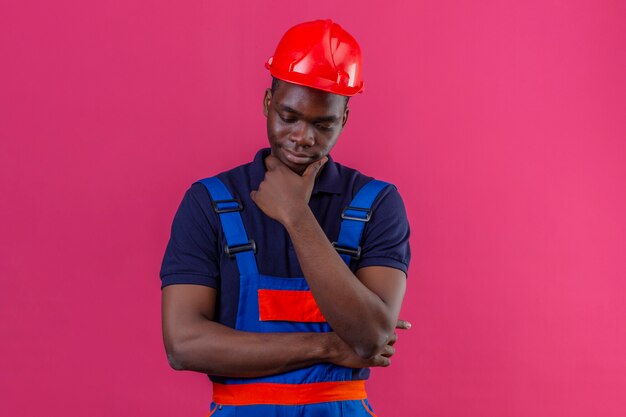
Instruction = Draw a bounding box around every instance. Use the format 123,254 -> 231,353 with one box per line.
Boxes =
265,19 -> 364,97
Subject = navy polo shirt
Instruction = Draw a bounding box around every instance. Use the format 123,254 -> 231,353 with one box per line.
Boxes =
160,148 -> 411,330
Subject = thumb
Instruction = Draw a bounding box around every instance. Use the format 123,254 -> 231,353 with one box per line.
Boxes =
302,156 -> 328,180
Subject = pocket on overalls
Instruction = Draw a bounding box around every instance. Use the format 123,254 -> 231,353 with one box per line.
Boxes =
256,275 -> 333,334
205,402 -> 217,417
360,399 -> 378,417
258,288 -> 326,322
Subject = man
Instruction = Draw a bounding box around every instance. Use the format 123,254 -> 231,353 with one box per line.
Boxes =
160,19 -> 411,416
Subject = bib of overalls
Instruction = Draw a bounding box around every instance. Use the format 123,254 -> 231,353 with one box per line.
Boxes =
198,176 -> 389,415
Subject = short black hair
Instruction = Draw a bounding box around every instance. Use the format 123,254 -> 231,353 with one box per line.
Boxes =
271,77 -> 350,107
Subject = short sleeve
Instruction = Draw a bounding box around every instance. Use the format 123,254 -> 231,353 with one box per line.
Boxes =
160,183 -> 221,289
353,185 -> 411,276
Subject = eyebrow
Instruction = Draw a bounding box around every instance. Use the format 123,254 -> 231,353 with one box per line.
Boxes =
277,104 -> 340,123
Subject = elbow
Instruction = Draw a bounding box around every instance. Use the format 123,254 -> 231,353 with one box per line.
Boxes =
351,316 -> 397,359
352,330 -> 393,360
165,338 -> 221,375
167,350 -> 185,371
354,344 -> 381,360
164,339 -> 193,371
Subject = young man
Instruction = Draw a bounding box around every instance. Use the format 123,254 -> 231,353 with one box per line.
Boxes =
160,19 -> 411,416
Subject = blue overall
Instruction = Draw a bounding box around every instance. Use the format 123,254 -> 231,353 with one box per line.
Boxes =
198,176 -> 389,417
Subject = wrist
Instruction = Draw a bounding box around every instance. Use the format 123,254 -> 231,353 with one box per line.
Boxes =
283,204 -> 314,230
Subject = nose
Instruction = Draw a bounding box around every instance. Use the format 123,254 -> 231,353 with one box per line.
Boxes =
289,122 -> 315,148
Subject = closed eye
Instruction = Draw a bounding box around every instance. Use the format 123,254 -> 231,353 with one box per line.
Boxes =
279,114 -> 297,123
316,123 -> 333,131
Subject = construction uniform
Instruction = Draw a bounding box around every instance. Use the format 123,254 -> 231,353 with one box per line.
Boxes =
160,148 -> 411,416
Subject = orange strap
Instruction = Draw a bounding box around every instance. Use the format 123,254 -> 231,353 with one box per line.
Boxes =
212,380 -> 367,405
258,289 -> 327,323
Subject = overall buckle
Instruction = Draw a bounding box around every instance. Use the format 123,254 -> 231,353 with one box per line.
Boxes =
332,242 -> 361,260
341,206 -> 371,222
213,198 -> 243,214
224,240 -> 257,258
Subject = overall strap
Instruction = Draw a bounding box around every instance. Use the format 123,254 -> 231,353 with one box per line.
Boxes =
197,177 -> 259,276
333,179 -> 390,266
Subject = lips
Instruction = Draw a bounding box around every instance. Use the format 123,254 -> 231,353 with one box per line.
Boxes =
283,148 -> 315,165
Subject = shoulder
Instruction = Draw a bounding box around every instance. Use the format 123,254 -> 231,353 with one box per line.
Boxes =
191,159 -> 254,198
333,160 -> 405,209
341,164 -> 410,274
195,160 -> 257,199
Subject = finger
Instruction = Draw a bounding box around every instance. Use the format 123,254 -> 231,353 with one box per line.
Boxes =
302,156 -> 328,179
388,332 -> 398,346
371,355 -> 391,367
395,319 -> 412,330
381,344 -> 396,358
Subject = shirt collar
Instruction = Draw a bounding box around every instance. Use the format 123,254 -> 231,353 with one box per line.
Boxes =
250,148 -> 343,195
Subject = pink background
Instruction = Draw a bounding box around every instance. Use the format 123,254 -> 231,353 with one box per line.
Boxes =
1,1 -> 625,416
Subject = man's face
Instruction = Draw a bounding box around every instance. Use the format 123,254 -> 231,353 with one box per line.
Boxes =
263,80 -> 349,175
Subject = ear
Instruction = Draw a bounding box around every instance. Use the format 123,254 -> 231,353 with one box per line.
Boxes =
341,106 -> 350,129
263,88 -> 272,117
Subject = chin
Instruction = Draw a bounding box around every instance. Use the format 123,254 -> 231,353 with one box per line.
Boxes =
288,163 -> 308,176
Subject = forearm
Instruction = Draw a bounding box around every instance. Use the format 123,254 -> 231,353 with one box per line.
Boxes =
168,318 -> 335,377
284,209 -> 395,358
